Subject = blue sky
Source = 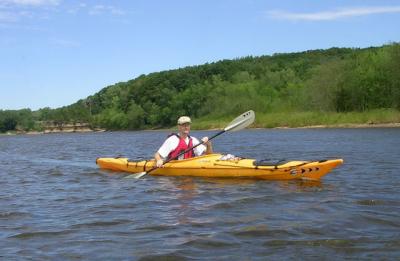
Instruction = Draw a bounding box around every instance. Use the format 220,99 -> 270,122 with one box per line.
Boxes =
1,0 -> 399,110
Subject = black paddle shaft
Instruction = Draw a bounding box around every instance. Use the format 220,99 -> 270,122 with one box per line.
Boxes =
131,110 -> 255,179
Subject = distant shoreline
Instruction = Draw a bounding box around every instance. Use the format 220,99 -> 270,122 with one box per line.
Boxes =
0,128 -> 105,136
1,122 -> 399,136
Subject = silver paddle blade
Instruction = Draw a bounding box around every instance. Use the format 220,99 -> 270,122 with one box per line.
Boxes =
224,110 -> 255,132
124,171 -> 147,179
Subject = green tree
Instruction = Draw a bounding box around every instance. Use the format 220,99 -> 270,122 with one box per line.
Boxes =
126,103 -> 145,129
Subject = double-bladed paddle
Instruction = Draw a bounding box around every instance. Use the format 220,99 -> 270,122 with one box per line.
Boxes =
127,110 -> 255,179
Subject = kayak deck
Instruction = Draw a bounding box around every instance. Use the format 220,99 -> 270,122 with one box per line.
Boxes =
96,154 -> 343,181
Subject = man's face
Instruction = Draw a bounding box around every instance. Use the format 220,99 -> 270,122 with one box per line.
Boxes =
178,123 -> 191,135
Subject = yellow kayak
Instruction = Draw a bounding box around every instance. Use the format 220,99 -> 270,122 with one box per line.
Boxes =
96,153 -> 343,180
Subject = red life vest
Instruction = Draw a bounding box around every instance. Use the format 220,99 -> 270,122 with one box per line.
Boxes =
168,134 -> 195,160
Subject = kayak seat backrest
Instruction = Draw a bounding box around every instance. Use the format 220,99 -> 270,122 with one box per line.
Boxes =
253,159 -> 288,167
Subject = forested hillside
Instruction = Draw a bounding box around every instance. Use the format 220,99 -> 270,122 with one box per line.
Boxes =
1,43 -> 399,132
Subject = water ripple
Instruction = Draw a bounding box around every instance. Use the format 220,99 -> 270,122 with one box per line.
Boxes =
70,219 -> 133,229
9,230 -> 73,239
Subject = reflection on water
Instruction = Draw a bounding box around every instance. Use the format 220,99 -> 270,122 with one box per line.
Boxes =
1,129 -> 400,260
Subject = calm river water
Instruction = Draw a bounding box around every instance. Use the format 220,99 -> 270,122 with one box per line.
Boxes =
1,128 -> 399,260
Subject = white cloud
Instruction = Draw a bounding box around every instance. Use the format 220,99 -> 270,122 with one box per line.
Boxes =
0,9 -> 34,23
0,0 -> 59,25
88,4 -> 125,16
267,6 -> 400,21
0,1 -> 125,25
0,0 -> 59,6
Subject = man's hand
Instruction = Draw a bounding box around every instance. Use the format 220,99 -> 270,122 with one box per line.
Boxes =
201,136 -> 213,154
156,159 -> 164,168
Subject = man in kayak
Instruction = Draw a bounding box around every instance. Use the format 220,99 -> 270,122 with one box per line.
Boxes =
154,116 -> 213,167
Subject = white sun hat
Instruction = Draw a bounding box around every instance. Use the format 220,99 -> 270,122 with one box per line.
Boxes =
177,116 -> 191,125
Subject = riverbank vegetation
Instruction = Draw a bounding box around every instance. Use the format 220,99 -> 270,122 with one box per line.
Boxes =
191,109 -> 400,129
1,43 -> 399,133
